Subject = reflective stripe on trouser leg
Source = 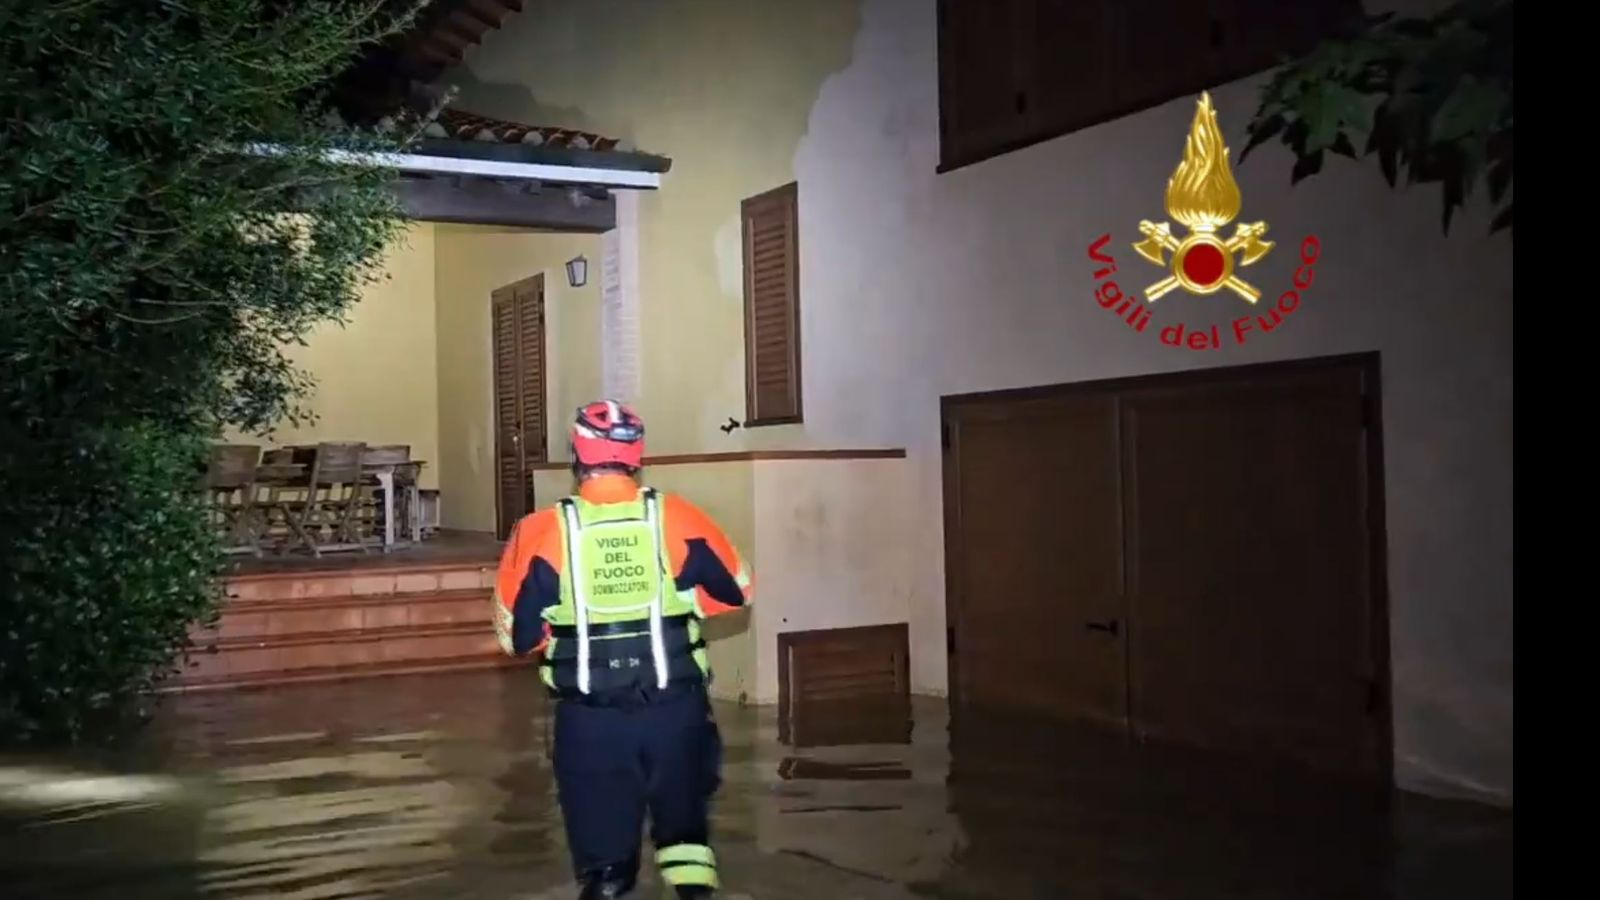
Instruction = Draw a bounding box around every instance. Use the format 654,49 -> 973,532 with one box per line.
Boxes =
655,844 -> 718,888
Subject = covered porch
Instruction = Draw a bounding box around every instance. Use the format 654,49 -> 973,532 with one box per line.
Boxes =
209,105 -> 669,565
181,105 -> 669,690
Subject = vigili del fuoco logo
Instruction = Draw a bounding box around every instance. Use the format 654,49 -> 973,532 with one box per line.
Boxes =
1088,92 -> 1321,350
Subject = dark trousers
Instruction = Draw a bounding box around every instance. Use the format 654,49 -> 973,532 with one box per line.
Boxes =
553,683 -> 723,881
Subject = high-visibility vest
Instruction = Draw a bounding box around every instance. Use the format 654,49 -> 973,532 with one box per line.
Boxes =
539,488 -> 710,697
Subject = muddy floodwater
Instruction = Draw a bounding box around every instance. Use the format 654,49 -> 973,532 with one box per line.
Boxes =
1,669 -> 1510,899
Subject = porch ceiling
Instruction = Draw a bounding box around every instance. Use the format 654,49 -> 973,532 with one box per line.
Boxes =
392,173 -> 618,232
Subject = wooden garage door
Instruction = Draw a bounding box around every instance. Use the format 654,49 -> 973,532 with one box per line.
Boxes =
1120,363 -> 1383,779
942,392 -> 1129,731
942,354 -> 1388,782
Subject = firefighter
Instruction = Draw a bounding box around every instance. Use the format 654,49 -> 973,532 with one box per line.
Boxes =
494,400 -> 753,899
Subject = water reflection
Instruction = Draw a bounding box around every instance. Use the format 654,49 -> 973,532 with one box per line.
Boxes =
1,669 -> 1510,900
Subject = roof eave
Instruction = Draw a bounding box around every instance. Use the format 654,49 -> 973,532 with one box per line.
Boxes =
414,137 -> 673,174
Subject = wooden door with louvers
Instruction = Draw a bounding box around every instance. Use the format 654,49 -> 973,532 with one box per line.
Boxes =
492,276 -> 548,540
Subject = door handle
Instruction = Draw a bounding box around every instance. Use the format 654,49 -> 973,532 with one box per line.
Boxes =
1085,619 -> 1120,636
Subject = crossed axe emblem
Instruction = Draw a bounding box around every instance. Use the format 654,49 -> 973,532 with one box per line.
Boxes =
1132,220 -> 1274,303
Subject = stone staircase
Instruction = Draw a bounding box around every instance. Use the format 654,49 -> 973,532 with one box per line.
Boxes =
166,556 -> 524,692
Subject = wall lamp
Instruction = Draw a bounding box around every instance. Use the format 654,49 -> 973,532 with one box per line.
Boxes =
566,255 -> 588,288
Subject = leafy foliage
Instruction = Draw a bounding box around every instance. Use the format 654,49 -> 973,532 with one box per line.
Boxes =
1241,0 -> 1512,234
0,426 -> 223,741
0,0 -> 424,741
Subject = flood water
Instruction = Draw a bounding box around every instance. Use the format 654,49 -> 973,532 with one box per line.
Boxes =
1,669 -> 1511,899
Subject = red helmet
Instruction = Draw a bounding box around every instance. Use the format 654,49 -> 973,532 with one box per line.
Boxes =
571,400 -> 645,471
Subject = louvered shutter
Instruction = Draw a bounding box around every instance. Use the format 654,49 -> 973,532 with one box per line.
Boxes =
491,277 -> 549,539
515,279 -> 547,466
741,182 -> 802,425
492,291 -> 523,538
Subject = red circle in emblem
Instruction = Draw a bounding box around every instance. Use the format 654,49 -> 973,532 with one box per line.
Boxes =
1181,243 -> 1226,286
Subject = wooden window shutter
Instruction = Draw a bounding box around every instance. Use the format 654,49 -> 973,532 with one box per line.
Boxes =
936,0 -> 1360,170
514,279 -> 548,465
492,291 -> 523,536
491,276 -> 548,539
742,182 -> 802,426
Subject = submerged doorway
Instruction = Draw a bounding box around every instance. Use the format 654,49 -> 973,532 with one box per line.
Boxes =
492,274 -> 548,539
941,353 -> 1391,785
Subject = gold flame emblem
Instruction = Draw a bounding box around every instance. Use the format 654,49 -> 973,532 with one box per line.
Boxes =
1133,92 -> 1272,303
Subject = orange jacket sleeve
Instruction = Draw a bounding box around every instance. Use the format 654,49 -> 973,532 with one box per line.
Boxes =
662,493 -> 754,616
493,508 -> 561,656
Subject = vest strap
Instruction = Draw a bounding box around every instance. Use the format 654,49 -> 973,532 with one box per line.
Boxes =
549,613 -> 692,640
539,638 -> 706,670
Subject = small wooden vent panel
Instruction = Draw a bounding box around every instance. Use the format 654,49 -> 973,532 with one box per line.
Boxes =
778,623 -> 912,747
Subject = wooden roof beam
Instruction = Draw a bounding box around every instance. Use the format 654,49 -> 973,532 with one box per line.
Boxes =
408,35 -> 463,67
439,12 -> 489,46
461,0 -> 508,28
421,24 -> 473,54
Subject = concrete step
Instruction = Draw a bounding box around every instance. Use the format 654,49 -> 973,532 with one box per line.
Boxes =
225,561 -> 497,603
173,621 -> 506,688
161,653 -> 528,694
195,589 -> 492,642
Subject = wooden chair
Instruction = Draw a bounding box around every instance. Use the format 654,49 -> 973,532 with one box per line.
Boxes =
206,444 -> 262,556
417,489 -> 441,538
283,442 -> 369,556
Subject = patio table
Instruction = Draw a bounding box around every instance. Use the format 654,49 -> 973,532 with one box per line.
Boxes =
364,460 -> 427,552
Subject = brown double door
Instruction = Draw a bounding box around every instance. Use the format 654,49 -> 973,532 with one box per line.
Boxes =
492,276 -> 548,540
942,354 -> 1389,783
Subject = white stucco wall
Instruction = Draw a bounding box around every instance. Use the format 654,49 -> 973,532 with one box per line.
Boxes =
789,0 -> 1512,803
752,457 -> 917,705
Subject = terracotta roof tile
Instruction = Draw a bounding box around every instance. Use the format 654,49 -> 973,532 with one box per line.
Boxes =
430,108 -> 628,153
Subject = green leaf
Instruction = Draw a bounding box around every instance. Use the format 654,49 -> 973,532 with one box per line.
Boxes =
1431,76 -> 1506,142
1490,203 -> 1512,233
1366,114 -> 1401,187
1244,0 -> 1510,237
1487,158 -> 1512,205
1,0 -> 419,745
1292,151 -> 1325,184
1239,113 -> 1286,162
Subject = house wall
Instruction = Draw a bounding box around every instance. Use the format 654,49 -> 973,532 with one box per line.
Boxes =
235,219 -> 607,530
238,223 -> 442,490
751,457 -> 916,705
447,0 -> 862,452
452,0 -> 1512,804
434,224 -> 603,533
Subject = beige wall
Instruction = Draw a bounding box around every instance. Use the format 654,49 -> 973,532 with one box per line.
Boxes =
434,225 -> 603,533
234,219 -> 607,524
237,223 -> 442,490
454,0 -> 1511,803
448,0 -> 862,454
752,457 -> 916,704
